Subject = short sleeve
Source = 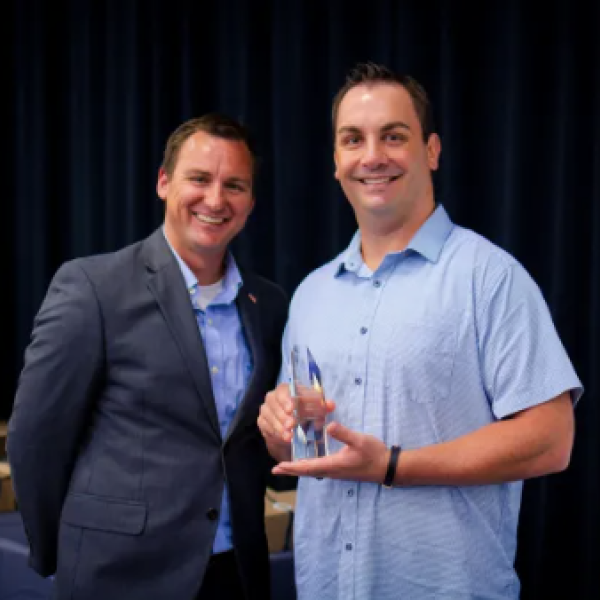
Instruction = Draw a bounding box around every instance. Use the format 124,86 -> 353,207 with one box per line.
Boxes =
477,261 -> 583,419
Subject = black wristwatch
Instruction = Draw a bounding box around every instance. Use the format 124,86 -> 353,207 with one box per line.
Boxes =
382,445 -> 401,488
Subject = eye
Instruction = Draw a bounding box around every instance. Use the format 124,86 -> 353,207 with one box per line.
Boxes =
341,135 -> 361,147
226,182 -> 247,193
384,132 -> 406,143
192,175 -> 209,185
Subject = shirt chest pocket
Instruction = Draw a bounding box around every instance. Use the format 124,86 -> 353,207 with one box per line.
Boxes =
385,320 -> 457,404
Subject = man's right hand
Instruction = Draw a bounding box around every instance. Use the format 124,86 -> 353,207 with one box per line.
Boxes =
258,383 -> 337,463
258,383 -> 296,463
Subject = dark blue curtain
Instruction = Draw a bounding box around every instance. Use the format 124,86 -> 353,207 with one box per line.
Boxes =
6,1 -> 599,598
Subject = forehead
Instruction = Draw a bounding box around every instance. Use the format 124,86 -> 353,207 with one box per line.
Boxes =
337,83 -> 419,131
175,130 -> 253,174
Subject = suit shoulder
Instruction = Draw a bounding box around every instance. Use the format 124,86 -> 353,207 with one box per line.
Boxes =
53,238 -> 146,286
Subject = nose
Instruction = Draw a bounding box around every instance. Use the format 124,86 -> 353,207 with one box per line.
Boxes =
203,183 -> 226,210
361,140 -> 388,171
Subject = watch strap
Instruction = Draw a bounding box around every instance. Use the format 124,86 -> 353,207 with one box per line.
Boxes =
382,445 -> 401,488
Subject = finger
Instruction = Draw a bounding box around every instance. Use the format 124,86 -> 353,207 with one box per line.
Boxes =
258,409 -> 290,442
266,386 -> 295,420
273,464 -> 327,478
257,413 -> 278,440
326,422 -> 361,447
258,416 -> 294,446
312,400 -> 336,428
272,455 -> 336,477
273,466 -> 325,479
269,384 -> 294,415
272,462 -> 317,477
259,403 -> 295,442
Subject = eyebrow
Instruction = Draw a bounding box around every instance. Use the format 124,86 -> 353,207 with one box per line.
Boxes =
336,121 -> 411,137
381,121 -> 411,133
225,177 -> 252,187
183,169 -> 251,186
183,169 -> 211,178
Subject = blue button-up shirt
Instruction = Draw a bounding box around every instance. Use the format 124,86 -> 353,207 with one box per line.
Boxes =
164,232 -> 253,554
281,205 -> 583,600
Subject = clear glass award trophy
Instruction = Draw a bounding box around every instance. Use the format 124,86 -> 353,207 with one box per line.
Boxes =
290,345 -> 330,460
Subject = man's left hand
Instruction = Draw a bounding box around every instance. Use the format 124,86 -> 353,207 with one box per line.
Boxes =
272,422 -> 390,483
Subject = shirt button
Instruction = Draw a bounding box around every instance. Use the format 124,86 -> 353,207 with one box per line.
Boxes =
211,366 -> 219,374
355,377 -> 362,385
207,318 -> 213,325
346,543 -> 353,551
360,327 -> 367,335
347,489 -> 354,497
373,280 -> 381,288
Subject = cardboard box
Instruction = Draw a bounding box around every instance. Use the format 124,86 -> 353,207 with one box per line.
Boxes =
264,489 -> 296,553
0,461 -> 16,512
0,421 -> 7,460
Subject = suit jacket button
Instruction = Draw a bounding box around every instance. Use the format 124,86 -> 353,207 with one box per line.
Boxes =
206,508 -> 219,521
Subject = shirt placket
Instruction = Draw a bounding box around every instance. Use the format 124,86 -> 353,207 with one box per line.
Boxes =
205,308 -> 228,437
338,272 -> 386,600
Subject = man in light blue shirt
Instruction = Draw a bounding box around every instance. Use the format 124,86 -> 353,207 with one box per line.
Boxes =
258,63 -> 582,599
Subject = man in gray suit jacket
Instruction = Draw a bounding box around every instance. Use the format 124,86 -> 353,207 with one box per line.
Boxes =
7,113 -> 290,600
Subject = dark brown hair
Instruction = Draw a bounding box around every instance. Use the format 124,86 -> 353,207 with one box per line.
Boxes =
332,62 -> 435,142
161,113 -> 257,177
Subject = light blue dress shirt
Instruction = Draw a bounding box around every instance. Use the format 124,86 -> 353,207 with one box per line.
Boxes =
164,232 -> 253,554
280,205 -> 583,600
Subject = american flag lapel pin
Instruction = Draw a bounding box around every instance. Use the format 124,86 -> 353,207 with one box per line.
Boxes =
248,293 -> 257,304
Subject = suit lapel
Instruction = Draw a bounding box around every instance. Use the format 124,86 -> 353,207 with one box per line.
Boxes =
143,230 -> 221,439
224,282 -> 263,445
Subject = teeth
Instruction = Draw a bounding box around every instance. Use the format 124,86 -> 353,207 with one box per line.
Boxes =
194,213 -> 225,225
363,177 -> 391,184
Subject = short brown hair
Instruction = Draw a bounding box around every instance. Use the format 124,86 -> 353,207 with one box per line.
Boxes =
332,62 -> 435,142
161,113 -> 257,177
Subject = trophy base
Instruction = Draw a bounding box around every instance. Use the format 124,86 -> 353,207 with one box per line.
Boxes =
292,424 -> 329,460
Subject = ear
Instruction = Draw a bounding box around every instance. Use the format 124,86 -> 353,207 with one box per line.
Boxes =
156,167 -> 169,201
333,150 -> 340,181
426,134 -> 441,171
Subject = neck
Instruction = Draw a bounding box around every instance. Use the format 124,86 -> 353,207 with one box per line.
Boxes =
358,199 -> 436,271
192,260 -> 225,286
163,225 -> 226,286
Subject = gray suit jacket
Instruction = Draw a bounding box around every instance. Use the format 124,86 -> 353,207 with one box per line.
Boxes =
8,228 -> 290,600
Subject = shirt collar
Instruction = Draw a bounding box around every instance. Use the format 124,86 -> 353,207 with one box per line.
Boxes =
406,204 -> 454,262
335,204 -> 454,276
162,226 -> 243,305
337,230 -> 363,275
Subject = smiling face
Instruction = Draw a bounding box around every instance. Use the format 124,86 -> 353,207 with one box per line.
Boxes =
157,130 -> 254,277
334,82 -> 440,232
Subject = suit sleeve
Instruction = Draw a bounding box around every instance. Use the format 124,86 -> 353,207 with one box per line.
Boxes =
264,284 -> 297,492
7,261 -> 104,576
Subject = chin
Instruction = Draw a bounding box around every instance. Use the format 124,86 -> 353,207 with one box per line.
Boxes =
185,232 -> 222,253
359,196 -> 394,211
